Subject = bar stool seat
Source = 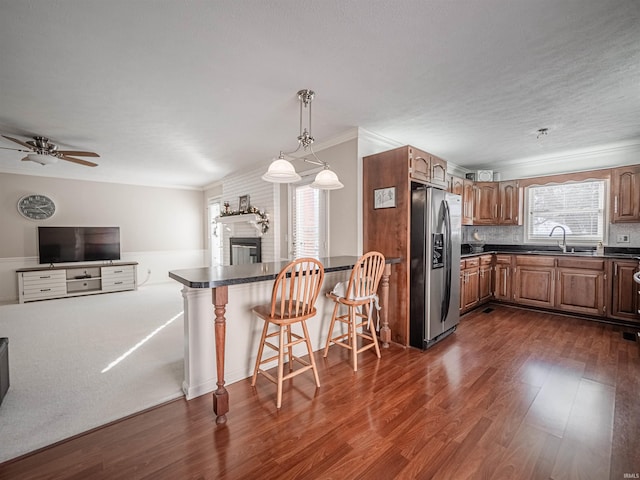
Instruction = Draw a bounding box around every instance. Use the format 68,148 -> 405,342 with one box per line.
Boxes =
323,252 -> 386,372
251,258 -> 325,409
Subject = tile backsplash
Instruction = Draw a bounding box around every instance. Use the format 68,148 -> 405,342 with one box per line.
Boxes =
464,224 -> 640,247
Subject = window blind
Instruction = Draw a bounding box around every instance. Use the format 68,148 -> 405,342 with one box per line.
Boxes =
525,180 -> 606,243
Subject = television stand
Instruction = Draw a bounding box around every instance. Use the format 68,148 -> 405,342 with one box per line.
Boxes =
16,262 -> 138,303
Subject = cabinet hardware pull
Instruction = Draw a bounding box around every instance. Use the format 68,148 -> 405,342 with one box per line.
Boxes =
115,281 -> 123,285
113,270 -> 123,273
40,288 -> 51,292
39,276 -> 51,279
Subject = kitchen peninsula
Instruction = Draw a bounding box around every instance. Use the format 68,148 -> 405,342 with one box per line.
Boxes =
169,256 -> 399,423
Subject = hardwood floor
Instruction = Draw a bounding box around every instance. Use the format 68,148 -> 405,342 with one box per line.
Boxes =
1,305 -> 638,479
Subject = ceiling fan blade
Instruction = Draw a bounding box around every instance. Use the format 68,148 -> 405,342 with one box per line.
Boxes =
59,155 -> 98,167
0,145 -> 30,152
57,150 -> 100,157
2,135 -> 35,150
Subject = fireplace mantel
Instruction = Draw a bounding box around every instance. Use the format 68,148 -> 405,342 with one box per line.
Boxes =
214,214 -> 263,236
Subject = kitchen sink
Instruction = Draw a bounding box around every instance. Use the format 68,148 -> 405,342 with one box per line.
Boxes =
523,250 -> 597,256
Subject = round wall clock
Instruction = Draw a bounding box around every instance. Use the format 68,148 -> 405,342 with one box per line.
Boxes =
17,194 -> 56,220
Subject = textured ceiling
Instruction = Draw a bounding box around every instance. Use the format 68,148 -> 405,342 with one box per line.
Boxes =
0,0 -> 639,188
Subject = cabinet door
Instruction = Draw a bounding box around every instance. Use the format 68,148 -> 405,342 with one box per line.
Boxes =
450,176 -> 464,195
479,265 -> 492,302
611,165 -> 640,223
462,179 -> 474,226
610,260 -> 640,322
514,256 -> 555,308
556,268 -> 606,316
494,255 -> 512,301
409,150 -> 430,183
473,182 -> 499,225
462,267 -> 480,311
499,181 -> 520,225
430,156 -> 448,188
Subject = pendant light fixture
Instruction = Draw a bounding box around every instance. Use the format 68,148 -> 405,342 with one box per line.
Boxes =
262,89 -> 343,190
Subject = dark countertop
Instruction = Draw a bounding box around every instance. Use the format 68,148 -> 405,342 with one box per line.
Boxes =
461,244 -> 640,261
169,256 -> 402,289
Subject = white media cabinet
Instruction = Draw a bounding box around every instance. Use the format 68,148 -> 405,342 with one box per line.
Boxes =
17,262 -> 138,303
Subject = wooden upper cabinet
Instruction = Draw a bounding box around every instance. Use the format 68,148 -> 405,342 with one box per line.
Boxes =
473,180 -> 520,225
450,176 -> 464,195
611,165 -> 640,223
473,182 -> 499,225
430,156 -> 448,188
498,180 -> 520,225
462,179 -> 474,225
409,150 -> 430,183
449,176 -> 474,225
408,147 -> 447,187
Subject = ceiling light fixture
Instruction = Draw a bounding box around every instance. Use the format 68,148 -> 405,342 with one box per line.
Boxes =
536,128 -> 549,139
24,153 -> 58,165
262,89 -> 343,190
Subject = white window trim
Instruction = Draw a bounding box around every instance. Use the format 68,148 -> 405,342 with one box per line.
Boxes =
288,167 -> 329,259
523,179 -> 609,246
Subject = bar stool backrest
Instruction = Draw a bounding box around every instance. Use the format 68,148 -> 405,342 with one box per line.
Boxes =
269,258 -> 325,320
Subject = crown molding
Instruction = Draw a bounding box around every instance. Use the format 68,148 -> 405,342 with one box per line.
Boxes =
478,139 -> 640,173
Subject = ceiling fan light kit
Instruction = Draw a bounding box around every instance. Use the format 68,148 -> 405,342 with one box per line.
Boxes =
24,153 -> 58,166
1,135 -> 99,168
263,89 -> 343,190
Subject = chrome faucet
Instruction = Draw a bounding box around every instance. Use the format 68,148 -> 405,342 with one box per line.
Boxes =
549,225 -> 567,253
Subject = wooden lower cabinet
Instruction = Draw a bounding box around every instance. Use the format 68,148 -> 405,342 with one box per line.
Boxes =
478,256 -> 493,302
460,258 -> 480,312
610,259 -> 640,322
460,255 -> 493,313
514,255 -> 555,308
494,255 -> 512,301
555,258 -> 607,317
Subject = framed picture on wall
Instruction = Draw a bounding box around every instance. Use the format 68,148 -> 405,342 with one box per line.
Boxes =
238,194 -> 250,212
374,187 -> 396,209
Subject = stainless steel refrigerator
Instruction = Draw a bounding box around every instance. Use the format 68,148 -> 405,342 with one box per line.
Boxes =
409,187 -> 462,350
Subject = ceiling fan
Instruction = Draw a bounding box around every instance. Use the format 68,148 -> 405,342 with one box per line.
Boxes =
0,135 -> 99,167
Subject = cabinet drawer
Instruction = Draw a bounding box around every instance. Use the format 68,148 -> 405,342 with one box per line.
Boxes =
460,260 -> 466,270
515,255 -> 555,267
21,270 -> 66,282
102,266 -> 135,291
495,255 -> 512,265
480,255 -> 493,265
556,257 -> 605,271
465,257 -> 480,268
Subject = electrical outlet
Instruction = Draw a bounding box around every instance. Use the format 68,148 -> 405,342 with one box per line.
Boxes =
616,234 -> 630,243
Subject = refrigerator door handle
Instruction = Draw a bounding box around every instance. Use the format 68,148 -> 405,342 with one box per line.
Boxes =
441,199 -> 452,323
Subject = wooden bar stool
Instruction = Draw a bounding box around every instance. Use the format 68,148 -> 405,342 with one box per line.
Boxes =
251,258 -> 325,409
323,252 -> 386,372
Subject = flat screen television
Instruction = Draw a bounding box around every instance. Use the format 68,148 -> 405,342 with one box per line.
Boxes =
38,226 -> 121,264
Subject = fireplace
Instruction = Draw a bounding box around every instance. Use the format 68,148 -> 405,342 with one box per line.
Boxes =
229,237 -> 262,265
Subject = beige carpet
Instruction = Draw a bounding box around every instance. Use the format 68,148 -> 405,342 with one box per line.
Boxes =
0,282 -> 185,463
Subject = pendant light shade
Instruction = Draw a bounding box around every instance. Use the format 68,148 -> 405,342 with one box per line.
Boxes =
262,89 -> 343,190
262,155 -> 301,183
310,168 -> 343,190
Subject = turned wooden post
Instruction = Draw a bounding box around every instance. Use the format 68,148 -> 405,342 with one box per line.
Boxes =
212,286 -> 229,424
379,263 -> 391,348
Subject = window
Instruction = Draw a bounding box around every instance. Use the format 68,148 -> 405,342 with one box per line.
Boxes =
289,174 -> 328,258
524,179 -> 607,244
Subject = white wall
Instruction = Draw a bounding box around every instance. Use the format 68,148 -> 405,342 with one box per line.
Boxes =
0,173 -> 206,302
